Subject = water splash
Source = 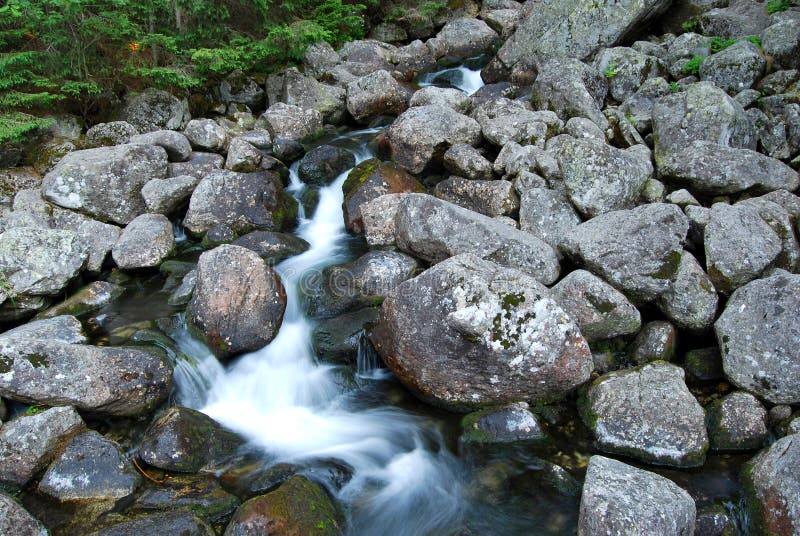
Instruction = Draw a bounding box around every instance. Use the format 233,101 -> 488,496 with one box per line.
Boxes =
416,63 -> 485,95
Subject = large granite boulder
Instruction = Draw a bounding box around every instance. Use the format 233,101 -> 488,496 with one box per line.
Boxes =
298,145 -> 356,186
426,17 -> 499,60
184,119 -> 228,153
656,251 -> 718,332
530,58 -> 609,130
562,203 -> 689,303
129,130 -> 192,162
0,491 -> 48,535
581,361 -> 709,467
112,214 -> 174,270
258,103 -> 324,142
122,88 -> 191,133
274,68 -> 347,124
433,176 -> 518,217
188,245 -> 286,360
346,70 -> 409,123
371,254 -> 592,411
578,455 -> 696,535
42,144 -> 168,224
715,270 -> 800,404
706,391 -> 769,451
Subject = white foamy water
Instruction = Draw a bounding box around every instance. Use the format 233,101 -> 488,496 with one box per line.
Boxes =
416,63 -> 485,95
176,126 -> 466,535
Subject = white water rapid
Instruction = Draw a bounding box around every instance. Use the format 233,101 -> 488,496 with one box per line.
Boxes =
175,127 -> 466,535
416,61 -> 485,95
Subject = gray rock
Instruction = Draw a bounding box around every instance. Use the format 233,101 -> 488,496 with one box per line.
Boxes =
39,431 -> 140,501
471,97 -> 552,146
129,130 -> 192,162
86,121 -> 138,147
620,77 -> 673,134
0,228 -> 87,298
346,70 -> 409,123
737,196 -> 800,273
307,250 -> 419,318
220,70 -> 265,110
426,17 -> 499,60
42,144 -> 168,224
557,138 -> 652,218
460,402 -> 546,444
141,175 -> 199,215
183,170 -> 297,236
122,88 -> 191,133
483,8 -> 522,39
484,0 -> 670,81
36,281 -> 122,319
716,270 -> 800,404
371,254 -> 592,411
298,145 -> 355,186
700,41 -> 766,95
394,194 -> 560,284
657,251 -> 718,332
685,204 -> 710,247
629,320 -> 678,364
762,19 -> 800,70
551,269 -> 641,343
168,152 -> 224,180
275,69 -> 347,124
433,176 -> 518,217
699,0 -> 771,39
188,245 -> 286,360
741,433 -> 800,534
704,202 -> 782,293
582,361 -> 709,467
0,316 -> 173,416
578,455 -> 696,535
184,119 -> 228,153
138,406 -> 244,472
258,103 -> 324,142
225,138 -> 262,172
518,188 -> 582,253
706,391 -> 768,451
302,41 -> 340,79
167,269 -> 196,306
360,193 -> 409,246
685,347 -> 724,382
112,214 -> 174,270
652,82 -> 756,167
594,47 -> 667,102
312,307 -> 380,362
384,105 -> 482,174
409,87 -> 471,114
562,204 -> 689,303
88,512 -> 214,536
530,58 -> 609,130
665,189 -> 700,208
231,231 -> 309,265
443,144 -> 494,179
391,39 -> 437,80
562,117 -> 605,142
0,491 -> 48,536
49,208 -> 121,273
0,406 -> 86,486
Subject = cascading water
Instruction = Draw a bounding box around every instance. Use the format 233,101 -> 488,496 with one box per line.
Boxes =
176,127 -> 467,535
415,58 -> 486,95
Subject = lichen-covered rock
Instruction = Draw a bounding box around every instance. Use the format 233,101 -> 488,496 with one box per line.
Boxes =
168,152 -> 224,179
741,433 -> 800,535
471,97 -> 554,146
360,193 -> 408,246
518,188 -> 582,253
48,207 -> 121,273
715,270 -> 800,404
0,491 -> 48,536
184,119 -> 228,153
346,70 -> 409,123
704,202 -> 781,293
129,130 -> 192,162
342,159 -> 424,234
699,0 -> 771,39
384,105 -> 482,174
88,512 -> 214,536
700,40 -> 766,94
188,245 -> 286,359
231,231 -> 309,265
629,321 -> 678,364
460,402 -> 546,444
371,254 -> 592,411
275,68 -> 347,124
551,269 -> 641,343
530,58 -> 608,130
706,391 -> 768,451
434,176 -> 518,217
258,103 -> 324,142
0,227 -> 88,299
39,431 -> 140,501
141,175 -> 199,215
0,316 -> 173,416
656,251 -> 718,331
557,138 -> 652,218
298,145 -> 356,186
122,88 -> 191,133
302,41 -> 340,78
426,17 -> 499,60
112,214 -> 174,270
484,0 -> 670,81
138,406 -> 244,473
394,194 -> 560,284
220,70 -> 265,110
223,475 -> 343,536
619,77 -> 672,135
409,87 -> 471,113
594,47 -> 667,103
443,143 -> 493,179
562,203 -> 689,303
86,121 -> 138,148
183,170 -> 297,236
762,19 -> 800,70
578,455 -> 696,535
0,406 -> 86,487
131,474 -> 240,523
225,138 -> 262,173
582,361 -> 709,467
42,144 -> 168,225
312,307 -> 380,362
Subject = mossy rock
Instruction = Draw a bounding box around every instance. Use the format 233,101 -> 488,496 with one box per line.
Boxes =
132,474 -> 240,524
224,475 -> 343,535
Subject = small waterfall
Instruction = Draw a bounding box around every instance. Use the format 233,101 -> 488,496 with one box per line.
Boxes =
416,62 -> 486,95
355,331 -> 390,381
177,127 -> 466,535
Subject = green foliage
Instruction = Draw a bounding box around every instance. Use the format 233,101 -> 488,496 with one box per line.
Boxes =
387,6 -> 408,21
744,35 -> 762,48
418,0 -> 445,18
669,81 -> 680,93
681,56 -> 704,75
708,35 -> 762,53
681,19 -> 699,33
767,0 -> 791,14
603,62 -> 619,78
